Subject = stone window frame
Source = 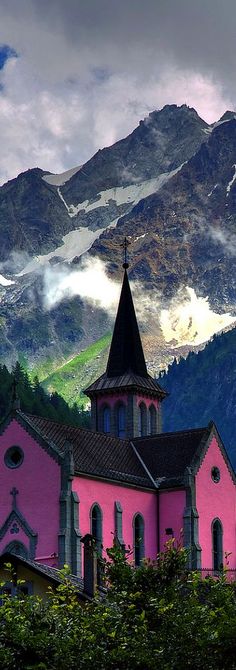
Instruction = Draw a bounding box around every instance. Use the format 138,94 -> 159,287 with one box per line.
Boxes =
4,445 -> 24,469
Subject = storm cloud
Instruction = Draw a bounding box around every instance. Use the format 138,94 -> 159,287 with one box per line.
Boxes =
0,0 -> 235,182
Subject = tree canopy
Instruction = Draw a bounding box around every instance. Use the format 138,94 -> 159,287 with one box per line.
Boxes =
0,542 -> 236,669
0,361 -> 90,429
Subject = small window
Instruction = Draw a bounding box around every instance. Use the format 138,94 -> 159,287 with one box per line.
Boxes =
148,405 -> 156,435
212,519 -> 223,572
117,404 -> 126,438
4,446 -> 24,469
138,403 -> 147,437
91,504 -> 102,555
211,466 -> 220,483
133,514 -> 145,566
102,406 -> 111,433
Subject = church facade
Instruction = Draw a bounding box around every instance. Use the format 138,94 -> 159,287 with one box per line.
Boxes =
0,266 -> 235,579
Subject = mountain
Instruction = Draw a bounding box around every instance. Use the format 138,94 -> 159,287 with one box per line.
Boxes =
0,103 -> 236,398
91,116 -> 236,310
160,325 -> 236,468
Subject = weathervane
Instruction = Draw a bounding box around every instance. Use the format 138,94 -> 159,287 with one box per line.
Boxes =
121,237 -> 131,269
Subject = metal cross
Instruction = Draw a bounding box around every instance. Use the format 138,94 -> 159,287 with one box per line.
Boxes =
121,237 -> 131,269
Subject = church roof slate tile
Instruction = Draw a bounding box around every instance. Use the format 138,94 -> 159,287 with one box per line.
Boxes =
18,412 -> 153,489
132,427 -> 208,485
16,412 -> 215,489
85,371 -> 166,396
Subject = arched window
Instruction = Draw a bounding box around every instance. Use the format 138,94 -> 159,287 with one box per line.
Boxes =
148,404 -> 157,435
212,519 -> 223,572
90,504 -> 102,556
117,403 -> 126,438
102,406 -> 111,433
138,403 -> 147,437
133,514 -> 145,566
4,541 -> 28,559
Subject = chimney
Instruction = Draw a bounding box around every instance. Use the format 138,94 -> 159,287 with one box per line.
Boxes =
81,534 -> 98,598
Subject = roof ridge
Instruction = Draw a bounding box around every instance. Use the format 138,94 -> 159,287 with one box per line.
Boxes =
133,426 -> 208,441
19,411 -> 130,445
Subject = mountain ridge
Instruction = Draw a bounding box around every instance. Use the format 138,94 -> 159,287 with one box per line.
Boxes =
0,103 -> 235,395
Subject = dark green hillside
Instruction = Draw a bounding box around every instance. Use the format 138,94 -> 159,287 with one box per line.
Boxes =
0,362 -> 90,428
160,327 -> 236,467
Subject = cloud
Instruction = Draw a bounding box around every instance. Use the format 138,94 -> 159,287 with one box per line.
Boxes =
43,256 -> 121,312
42,255 -> 236,348
208,227 -> 236,256
160,286 -> 235,346
0,1 -> 235,183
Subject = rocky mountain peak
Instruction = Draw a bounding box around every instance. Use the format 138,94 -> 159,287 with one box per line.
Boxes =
214,110 -> 236,125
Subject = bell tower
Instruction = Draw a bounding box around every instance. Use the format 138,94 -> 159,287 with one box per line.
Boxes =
85,240 -> 167,438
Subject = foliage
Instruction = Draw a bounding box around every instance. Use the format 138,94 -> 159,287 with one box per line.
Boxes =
40,332 -> 111,408
0,543 -> 236,669
160,326 -> 236,467
0,361 -> 90,429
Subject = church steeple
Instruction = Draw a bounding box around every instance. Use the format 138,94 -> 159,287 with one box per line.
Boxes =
106,268 -> 148,379
85,245 -> 167,438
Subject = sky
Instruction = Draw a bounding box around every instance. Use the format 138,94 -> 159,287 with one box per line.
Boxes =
0,0 -> 235,184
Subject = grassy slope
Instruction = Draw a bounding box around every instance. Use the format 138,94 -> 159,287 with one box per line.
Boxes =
39,333 -> 111,408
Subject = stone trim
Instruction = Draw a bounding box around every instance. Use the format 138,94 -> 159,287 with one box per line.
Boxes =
71,491 -> 82,576
114,501 -> 125,547
0,508 -> 38,559
183,469 -> 201,570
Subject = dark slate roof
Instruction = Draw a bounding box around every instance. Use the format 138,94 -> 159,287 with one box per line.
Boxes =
14,413 -> 222,490
85,371 -> 166,397
106,269 -> 148,378
0,552 -> 84,593
18,412 -> 153,488
133,426 -> 208,486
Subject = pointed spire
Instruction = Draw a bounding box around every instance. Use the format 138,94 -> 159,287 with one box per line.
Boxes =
106,267 -> 148,378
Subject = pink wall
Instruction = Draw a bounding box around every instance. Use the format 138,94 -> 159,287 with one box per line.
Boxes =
73,476 -> 157,562
135,394 -> 160,410
0,419 -> 61,560
196,436 -> 236,569
159,490 -> 186,552
97,393 -> 160,410
98,394 -> 128,408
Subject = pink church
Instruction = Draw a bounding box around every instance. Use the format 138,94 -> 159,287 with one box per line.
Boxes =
0,264 -> 235,584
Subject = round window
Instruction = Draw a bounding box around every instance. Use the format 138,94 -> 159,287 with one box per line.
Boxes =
211,466 -> 220,483
4,446 -> 24,469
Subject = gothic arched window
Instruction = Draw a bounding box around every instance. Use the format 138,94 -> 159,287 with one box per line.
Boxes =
133,513 -> 145,566
90,504 -> 102,555
148,404 -> 157,435
117,403 -> 126,438
102,406 -> 111,434
212,518 -> 223,572
4,541 -> 28,559
138,403 -> 147,437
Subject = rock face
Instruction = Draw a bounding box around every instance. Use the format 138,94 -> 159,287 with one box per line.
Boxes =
0,104 -> 236,377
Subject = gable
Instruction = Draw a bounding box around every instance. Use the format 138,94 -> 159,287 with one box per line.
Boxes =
0,418 -> 61,558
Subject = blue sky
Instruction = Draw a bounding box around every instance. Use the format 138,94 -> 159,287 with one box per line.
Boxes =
0,44 -> 17,70
0,0 -> 235,185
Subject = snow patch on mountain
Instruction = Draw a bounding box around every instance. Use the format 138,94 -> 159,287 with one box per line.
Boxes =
42,165 -> 82,187
226,165 -> 236,196
58,164 -> 186,219
0,274 -> 15,286
208,184 -> 218,197
17,220 -> 119,277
